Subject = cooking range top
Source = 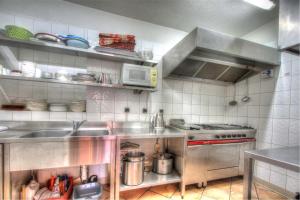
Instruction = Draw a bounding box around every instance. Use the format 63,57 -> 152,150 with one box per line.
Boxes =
188,124 -> 252,130
169,119 -> 256,144
170,119 -> 253,131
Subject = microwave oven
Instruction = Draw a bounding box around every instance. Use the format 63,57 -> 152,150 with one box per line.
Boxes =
121,63 -> 157,88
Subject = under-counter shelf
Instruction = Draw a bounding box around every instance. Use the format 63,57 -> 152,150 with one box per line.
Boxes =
120,171 -> 181,192
0,36 -> 158,66
0,75 -> 157,92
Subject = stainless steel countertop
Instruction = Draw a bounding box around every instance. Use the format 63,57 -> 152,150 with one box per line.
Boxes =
245,146 -> 300,172
112,127 -> 186,139
0,129 -> 116,143
0,121 -> 185,143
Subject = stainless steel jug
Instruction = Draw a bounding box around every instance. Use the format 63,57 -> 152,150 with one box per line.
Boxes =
151,109 -> 165,130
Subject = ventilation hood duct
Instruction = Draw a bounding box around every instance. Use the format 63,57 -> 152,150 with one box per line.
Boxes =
163,27 -> 280,84
279,0 -> 300,55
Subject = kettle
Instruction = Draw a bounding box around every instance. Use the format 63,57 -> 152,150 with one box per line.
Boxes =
151,109 -> 165,130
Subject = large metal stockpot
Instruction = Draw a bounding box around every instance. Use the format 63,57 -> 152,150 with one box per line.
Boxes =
122,152 -> 145,186
152,153 -> 173,175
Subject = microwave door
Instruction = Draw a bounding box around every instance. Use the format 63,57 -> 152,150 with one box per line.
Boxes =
123,68 -> 150,87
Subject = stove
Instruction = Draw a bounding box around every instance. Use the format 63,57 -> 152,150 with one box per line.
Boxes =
170,119 -> 257,187
169,119 -> 256,145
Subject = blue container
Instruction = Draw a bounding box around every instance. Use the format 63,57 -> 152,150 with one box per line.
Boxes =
72,182 -> 102,200
65,38 -> 90,49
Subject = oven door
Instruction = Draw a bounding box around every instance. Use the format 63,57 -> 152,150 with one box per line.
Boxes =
186,145 -> 208,186
207,143 -> 240,170
206,143 -> 240,181
122,64 -> 151,87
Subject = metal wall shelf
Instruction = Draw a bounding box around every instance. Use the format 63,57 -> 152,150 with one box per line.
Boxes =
0,75 -> 157,92
120,171 -> 181,192
0,36 -> 158,66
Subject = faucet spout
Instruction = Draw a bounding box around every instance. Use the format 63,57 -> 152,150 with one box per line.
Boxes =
72,120 -> 86,133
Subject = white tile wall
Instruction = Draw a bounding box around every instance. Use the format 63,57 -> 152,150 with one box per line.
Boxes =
225,52 -> 300,194
0,12 -> 298,195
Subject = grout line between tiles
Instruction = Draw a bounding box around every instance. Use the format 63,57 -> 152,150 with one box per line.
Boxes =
254,183 -> 260,200
136,188 -> 150,200
228,177 -> 233,200
199,185 -> 205,200
137,187 -> 151,200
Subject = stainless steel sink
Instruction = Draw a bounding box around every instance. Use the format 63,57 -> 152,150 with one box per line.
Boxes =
20,130 -> 71,138
71,130 -> 109,137
0,134 -> 17,138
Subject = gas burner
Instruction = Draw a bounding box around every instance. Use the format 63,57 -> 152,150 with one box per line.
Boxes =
195,124 -> 253,130
169,119 -> 256,142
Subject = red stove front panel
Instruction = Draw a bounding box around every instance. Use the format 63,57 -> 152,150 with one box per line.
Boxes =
187,138 -> 256,146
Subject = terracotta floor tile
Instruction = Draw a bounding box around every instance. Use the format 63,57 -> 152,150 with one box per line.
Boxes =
116,177 -> 288,200
230,181 -> 258,199
120,188 -> 148,200
138,191 -> 169,200
206,179 -> 231,190
230,187 -> 258,200
201,195 -> 220,200
150,184 -> 178,198
171,186 -> 203,200
202,187 -> 230,200
256,186 -> 288,200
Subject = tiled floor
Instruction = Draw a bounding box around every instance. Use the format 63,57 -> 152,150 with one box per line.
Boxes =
118,177 -> 289,200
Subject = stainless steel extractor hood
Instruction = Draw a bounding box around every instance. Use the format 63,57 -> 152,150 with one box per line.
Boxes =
279,0 -> 300,55
163,27 -> 280,84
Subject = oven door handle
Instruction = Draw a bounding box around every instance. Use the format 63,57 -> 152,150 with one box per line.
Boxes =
187,141 -> 255,148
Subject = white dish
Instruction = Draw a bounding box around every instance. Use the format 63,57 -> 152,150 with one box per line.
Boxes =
49,103 -> 68,112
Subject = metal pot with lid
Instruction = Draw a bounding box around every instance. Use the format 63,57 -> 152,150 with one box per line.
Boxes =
122,152 -> 145,186
152,153 -> 173,175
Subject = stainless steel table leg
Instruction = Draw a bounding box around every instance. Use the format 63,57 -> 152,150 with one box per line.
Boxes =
110,140 -> 116,200
3,144 -> 10,200
115,138 -> 121,200
180,137 -> 186,198
243,154 -> 254,199
0,144 -> 3,200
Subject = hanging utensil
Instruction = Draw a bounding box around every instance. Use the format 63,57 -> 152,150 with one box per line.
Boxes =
229,84 -> 238,106
241,79 -> 251,103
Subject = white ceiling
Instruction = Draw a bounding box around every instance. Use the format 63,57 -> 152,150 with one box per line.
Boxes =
65,0 -> 278,36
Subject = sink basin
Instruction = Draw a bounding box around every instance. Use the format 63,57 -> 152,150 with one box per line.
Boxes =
20,130 -> 71,138
71,130 -> 109,137
0,134 -> 17,138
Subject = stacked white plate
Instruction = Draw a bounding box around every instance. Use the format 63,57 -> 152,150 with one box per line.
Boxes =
26,99 -> 48,111
49,103 -> 68,112
69,101 -> 86,112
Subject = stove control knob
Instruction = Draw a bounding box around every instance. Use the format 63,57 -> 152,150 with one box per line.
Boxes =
188,135 -> 195,140
227,135 -> 232,138
221,135 -> 226,138
232,135 -> 236,138
242,134 -> 247,137
215,135 -> 220,139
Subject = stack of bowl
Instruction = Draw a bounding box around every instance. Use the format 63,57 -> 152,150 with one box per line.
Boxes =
69,101 -> 86,112
26,99 -> 48,111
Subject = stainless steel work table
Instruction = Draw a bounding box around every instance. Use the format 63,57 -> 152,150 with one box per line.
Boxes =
113,127 -> 186,139
0,121 -> 116,200
243,146 -> 300,199
112,123 -> 187,200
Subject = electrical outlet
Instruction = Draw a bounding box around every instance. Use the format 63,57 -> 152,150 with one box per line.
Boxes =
142,108 -> 148,114
124,107 -> 130,113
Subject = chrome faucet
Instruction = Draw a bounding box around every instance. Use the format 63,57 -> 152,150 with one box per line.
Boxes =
72,120 -> 86,132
